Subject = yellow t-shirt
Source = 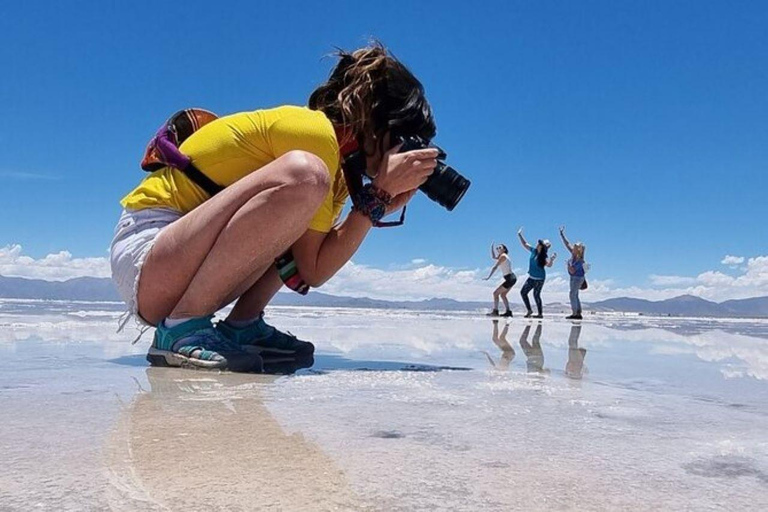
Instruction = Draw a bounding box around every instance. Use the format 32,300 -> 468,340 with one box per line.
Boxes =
121,105 -> 348,233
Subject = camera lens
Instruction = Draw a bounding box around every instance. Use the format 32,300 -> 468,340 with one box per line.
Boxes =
419,162 -> 471,211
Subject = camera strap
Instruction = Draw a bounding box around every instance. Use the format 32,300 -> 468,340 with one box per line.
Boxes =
374,206 -> 406,227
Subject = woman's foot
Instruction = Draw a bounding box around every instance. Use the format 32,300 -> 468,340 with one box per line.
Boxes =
533,313 -> 543,319
487,309 -> 500,317
501,310 -> 513,317
566,314 -> 583,320
147,316 -> 263,372
524,311 -> 533,318
216,314 -> 315,356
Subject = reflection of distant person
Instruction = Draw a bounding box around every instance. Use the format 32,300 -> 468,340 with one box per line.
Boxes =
484,243 -> 517,317
483,319 -> 515,371
519,324 -> 548,374
559,226 -> 587,320
565,324 -> 587,379
517,228 -> 557,318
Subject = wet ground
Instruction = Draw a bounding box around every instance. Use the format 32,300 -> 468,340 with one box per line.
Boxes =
1,300 -> 767,511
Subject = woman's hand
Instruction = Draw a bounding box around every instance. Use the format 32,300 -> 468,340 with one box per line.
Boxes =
373,144 -> 439,197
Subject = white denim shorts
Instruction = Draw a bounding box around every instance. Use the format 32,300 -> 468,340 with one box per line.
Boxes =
110,207 -> 182,326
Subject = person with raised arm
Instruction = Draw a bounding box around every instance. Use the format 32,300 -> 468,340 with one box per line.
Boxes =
517,227 -> 556,318
559,226 -> 587,320
483,242 -> 517,317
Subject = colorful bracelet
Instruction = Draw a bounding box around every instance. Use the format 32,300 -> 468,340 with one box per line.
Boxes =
275,250 -> 309,295
352,183 -> 393,226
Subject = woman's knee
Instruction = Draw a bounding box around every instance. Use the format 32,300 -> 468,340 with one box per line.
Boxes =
279,150 -> 331,203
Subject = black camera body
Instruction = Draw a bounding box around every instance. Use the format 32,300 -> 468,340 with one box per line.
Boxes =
396,135 -> 470,211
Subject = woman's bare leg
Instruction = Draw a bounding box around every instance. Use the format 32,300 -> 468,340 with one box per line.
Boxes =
215,262 -> 274,313
492,285 -> 503,310
227,266 -> 284,322
500,290 -> 510,311
137,151 -> 330,325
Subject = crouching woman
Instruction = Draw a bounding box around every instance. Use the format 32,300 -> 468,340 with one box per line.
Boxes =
110,43 -> 439,371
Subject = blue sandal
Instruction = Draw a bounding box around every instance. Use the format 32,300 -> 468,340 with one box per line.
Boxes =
217,314 -> 315,356
147,316 -> 263,372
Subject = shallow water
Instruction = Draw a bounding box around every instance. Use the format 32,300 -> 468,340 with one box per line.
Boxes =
1,299 -> 767,511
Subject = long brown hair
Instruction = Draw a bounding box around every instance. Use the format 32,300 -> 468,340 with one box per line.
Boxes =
309,42 -> 436,150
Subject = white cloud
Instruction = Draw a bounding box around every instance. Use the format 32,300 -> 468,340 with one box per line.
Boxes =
0,244 -> 110,281
649,275 -> 698,286
322,256 -> 768,304
2,243 -> 767,304
721,255 -> 745,266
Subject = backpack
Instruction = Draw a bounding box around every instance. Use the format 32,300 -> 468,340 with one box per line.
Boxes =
140,108 -> 223,196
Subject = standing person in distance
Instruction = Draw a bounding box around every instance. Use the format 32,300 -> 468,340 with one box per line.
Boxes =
517,227 -> 556,318
559,226 -> 587,320
484,243 -> 517,317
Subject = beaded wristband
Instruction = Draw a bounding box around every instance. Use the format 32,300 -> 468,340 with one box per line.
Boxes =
352,183 -> 394,226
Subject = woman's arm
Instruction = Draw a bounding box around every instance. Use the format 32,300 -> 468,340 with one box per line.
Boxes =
559,226 -> 573,253
490,242 -> 497,260
291,211 -> 373,287
292,145 -> 436,287
547,252 -> 558,268
518,227 -> 532,251
484,258 -> 501,280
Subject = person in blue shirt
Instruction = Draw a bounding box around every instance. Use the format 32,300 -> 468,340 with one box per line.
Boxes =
559,226 -> 587,320
517,228 -> 557,318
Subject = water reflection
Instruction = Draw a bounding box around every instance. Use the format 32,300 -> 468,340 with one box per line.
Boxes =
565,324 -> 588,380
106,368 -> 362,509
262,353 -> 315,375
483,320 -> 515,371
519,323 -> 550,375
2,298 -> 768,382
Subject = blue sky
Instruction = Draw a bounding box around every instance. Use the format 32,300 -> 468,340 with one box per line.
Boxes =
0,1 -> 766,299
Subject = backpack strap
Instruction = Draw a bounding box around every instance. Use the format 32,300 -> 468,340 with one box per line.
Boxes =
183,162 -> 224,196
141,109 -> 223,197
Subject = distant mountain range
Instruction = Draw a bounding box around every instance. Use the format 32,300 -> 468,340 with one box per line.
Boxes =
1,275 -> 767,318
588,294 -> 768,318
0,275 -> 121,302
269,291 -> 489,311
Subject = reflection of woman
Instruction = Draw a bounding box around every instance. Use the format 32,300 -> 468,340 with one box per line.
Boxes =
565,324 -> 587,379
110,43 -> 439,371
483,319 -> 515,370
484,243 -> 516,317
517,228 -> 557,318
519,324 -> 548,374
559,226 -> 587,320
109,368 -> 359,508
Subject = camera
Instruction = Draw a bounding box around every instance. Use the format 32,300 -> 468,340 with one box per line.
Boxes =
396,135 -> 470,211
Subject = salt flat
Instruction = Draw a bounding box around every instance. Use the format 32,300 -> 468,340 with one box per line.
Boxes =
1,299 -> 766,511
